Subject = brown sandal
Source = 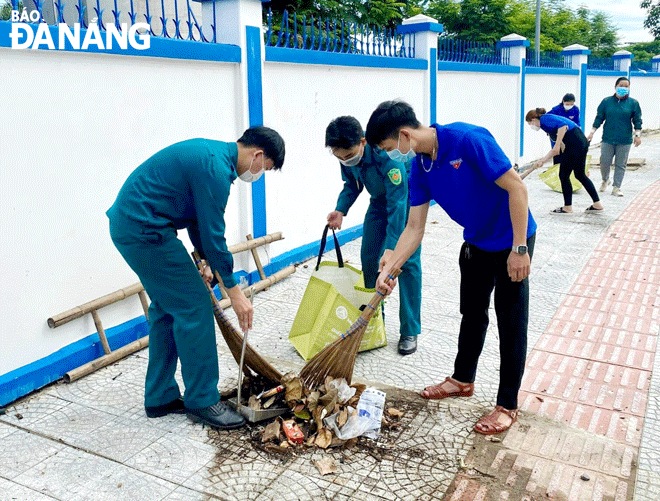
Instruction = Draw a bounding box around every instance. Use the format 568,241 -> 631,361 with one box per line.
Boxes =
474,406 -> 518,435
421,377 -> 474,400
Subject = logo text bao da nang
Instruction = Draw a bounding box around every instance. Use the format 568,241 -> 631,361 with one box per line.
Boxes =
9,10 -> 150,50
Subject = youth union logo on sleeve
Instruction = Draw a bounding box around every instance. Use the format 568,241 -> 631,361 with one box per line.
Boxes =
450,158 -> 463,169
387,168 -> 402,185
8,10 -> 150,50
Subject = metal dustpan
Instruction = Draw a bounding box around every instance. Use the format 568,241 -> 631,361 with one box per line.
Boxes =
227,397 -> 288,423
229,286 -> 288,423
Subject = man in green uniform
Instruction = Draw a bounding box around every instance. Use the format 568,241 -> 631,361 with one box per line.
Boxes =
326,116 -> 422,355
107,127 -> 285,429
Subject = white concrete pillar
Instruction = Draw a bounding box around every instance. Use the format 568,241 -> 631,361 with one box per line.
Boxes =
398,14 -> 443,124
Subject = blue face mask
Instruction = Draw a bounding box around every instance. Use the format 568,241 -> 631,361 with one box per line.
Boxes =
616,87 -> 629,98
386,133 -> 416,162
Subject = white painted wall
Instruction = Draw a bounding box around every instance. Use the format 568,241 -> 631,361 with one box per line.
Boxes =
0,47 -> 241,375
436,70 -> 520,162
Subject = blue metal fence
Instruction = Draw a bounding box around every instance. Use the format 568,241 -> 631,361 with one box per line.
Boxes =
264,8 -> 415,58
437,37 -> 505,65
525,48 -> 568,68
588,56 -> 613,70
632,60 -> 652,72
12,0 -> 213,42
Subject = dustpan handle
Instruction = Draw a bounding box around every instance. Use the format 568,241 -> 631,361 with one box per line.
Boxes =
316,224 -> 344,270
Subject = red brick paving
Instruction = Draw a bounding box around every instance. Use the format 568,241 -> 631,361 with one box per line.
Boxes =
445,180 -> 660,500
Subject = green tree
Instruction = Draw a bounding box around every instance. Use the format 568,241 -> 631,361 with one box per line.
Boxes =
641,0 -> 660,39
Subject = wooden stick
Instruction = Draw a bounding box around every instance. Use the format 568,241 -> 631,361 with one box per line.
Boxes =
90,310 -> 111,355
246,234 -> 268,282
227,232 -> 283,254
137,290 -> 150,320
64,336 -> 149,383
48,282 -> 144,328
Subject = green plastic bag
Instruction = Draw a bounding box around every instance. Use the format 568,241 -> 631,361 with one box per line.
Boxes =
539,155 -> 591,192
289,227 -> 387,361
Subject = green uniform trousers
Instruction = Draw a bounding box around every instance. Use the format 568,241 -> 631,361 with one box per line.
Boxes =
109,219 -> 220,409
360,205 -> 422,338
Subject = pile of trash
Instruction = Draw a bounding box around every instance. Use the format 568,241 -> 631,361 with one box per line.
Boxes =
242,372 -> 403,453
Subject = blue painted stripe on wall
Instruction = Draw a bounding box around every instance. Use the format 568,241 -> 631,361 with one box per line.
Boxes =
580,63 -> 588,130
0,316 -> 148,407
246,25 -> 267,238
526,67 -> 578,75
437,61 -> 520,74
587,70 -> 627,76
265,46 -> 427,70
520,58 -> 526,157
430,48 -> 437,124
0,21 -> 241,62
630,71 -> 660,77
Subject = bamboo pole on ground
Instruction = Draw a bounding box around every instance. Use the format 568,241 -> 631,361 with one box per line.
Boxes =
64,336 -> 149,383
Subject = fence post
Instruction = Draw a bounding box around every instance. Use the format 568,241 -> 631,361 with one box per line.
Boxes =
397,14 -> 443,125
653,55 -> 660,73
497,34 -> 529,162
194,0 -> 268,241
613,50 -> 633,77
562,44 -> 590,131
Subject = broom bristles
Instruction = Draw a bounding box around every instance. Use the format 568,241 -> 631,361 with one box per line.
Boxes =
299,269 -> 401,389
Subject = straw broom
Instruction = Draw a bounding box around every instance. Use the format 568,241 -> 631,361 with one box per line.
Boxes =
192,251 -> 282,384
299,268 -> 402,388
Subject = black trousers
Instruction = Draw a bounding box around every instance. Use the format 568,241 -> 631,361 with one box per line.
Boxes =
452,233 -> 535,410
558,128 -> 600,207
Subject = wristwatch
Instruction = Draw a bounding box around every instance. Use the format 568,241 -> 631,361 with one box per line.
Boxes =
512,245 -> 528,255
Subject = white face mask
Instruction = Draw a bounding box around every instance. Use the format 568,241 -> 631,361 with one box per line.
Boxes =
563,104 -> 574,111
529,124 -> 540,132
239,153 -> 265,183
339,147 -> 363,167
386,132 -> 416,162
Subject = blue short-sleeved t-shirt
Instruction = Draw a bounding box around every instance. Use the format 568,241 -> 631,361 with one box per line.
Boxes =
408,123 -> 537,252
539,113 -> 578,137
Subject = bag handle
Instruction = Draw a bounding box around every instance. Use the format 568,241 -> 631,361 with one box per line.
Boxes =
316,224 -> 344,270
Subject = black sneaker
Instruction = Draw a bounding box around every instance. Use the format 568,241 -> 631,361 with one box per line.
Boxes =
186,402 -> 246,430
145,397 -> 186,418
398,336 -> 418,355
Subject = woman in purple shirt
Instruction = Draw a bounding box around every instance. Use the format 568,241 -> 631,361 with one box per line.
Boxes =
526,108 -> 603,214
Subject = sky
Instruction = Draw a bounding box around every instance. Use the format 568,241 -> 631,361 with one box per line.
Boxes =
568,0 -> 655,44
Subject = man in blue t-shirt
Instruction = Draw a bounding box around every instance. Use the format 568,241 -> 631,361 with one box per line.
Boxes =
366,101 -> 537,436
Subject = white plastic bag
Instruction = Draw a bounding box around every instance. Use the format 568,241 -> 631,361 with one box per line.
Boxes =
327,378 -> 356,404
323,406 -> 371,440
356,388 -> 386,439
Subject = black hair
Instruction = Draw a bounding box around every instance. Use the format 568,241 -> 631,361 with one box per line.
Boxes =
562,93 -> 576,103
615,76 -> 630,87
237,126 -> 285,170
365,100 -> 421,146
325,116 -> 364,149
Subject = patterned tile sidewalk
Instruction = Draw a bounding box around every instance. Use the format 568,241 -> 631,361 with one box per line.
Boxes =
1,132 -> 659,500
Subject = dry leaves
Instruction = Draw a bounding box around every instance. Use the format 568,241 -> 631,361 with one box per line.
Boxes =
314,428 -> 332,448
315,457 -> 337,475
262,420 -> 281,443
